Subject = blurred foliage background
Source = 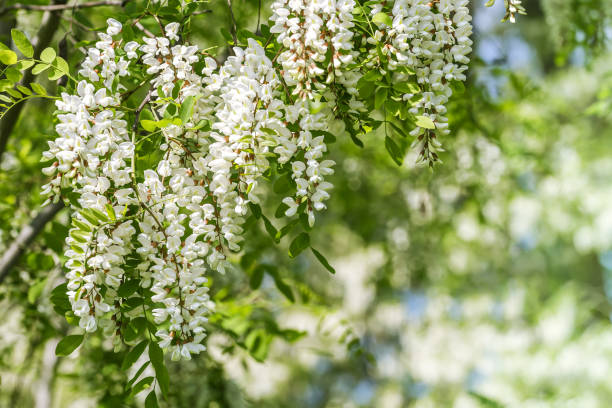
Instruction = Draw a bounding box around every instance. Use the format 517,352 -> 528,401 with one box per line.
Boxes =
2,0 -> 612,407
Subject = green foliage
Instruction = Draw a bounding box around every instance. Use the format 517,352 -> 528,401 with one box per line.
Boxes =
55,335 -> 84,356
9,1 -> 612,408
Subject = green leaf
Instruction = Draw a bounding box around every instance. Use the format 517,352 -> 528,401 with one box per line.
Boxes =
48,67 -> 64,81
245,329 -> 272,361
40,47 -> 56,64
372,12 -> 392,26
0,50 -> 17,65
50,283 -> 71,314
11,30 -> 33,58
261,214 -> 278,241
32,63 -> 50,75
53,56 -> 69,74
362,70 -> 382,82
279,328 -> 306,342
72,218 -> 92,232
275,219 -> 299,242
311,248 -> 336,274
249,265 -> 264,289
5,68 -> 22,83
131,376 -> 154,395
118,279 -> 140,298
385,136 -> 403,166
249,202 -> 262,219
145,391 -> 159,408
141,120 -> 157,132
179,95 -> 196,124
272,273 -> 294,302
5,88 -> 21,99
415,115 -> 436,129
375,87 -> 388,110
28,279 -> 47,303
273,173 -> 293,194
148,342 -> 170,397
55,335 -> 84,356
289,232 -> 310,258
275,202 -> 289,218
105,203 -> 116,221
90,208 -> 109,222
17,85 -> 31,95
70,244 -> 84,254
70,229 -> 88,243
127,361 -> 151,388
79,210 -> 100,226
0,79 -> 12,92
30,83 -> 46,95
122,340 -> 149,370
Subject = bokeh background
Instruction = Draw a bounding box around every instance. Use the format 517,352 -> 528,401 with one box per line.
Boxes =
2,0 -> 612,407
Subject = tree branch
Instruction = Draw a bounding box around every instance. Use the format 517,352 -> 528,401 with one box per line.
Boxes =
0,202 -> 64,284
0,0 -> 123,15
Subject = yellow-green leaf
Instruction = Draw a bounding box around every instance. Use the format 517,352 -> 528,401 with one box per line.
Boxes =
30,83 -> 46,95
141,120 -> 157,132
0,50 -> 17,65
53,56 -> 69,74
16,60 -> 34,71
32,63 -> 50,75
17,85 -> 31,95
11,29 -> 33,58
372,12 -> 392,26
5,88 -> 21,99
40,47 -> 56,63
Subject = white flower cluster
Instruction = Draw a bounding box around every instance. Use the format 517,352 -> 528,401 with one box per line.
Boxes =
270,0 -> 357,98
368,0 -> 473,165
127,23 -> 212,360
41,0 -> 475,360
42,20 -> 135,334
42,17 -> 338,359
281,100 -> 335,226
503,0 -> 526,23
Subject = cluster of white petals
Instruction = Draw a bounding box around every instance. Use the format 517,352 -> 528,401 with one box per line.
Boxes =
270,0 -> 357,98
41,0 -> 474,360
42,20 -> 135,335
369,0 -> 473,165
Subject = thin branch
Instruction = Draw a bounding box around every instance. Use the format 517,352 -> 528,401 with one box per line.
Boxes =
134,21 -> 155,38
132,89 -> 152,132
256,0 -> 261,34
226,0 -> 238,46
0,202 -> 65,284
0,0 -> 123,15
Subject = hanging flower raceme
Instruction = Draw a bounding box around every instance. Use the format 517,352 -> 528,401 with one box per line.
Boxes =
364,0 -> 473,166
38,0 -> 474,361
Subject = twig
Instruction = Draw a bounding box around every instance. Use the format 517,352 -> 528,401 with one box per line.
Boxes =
256,0 -> 261,34
0,0 -> 123,15
132,89 -> 152,132
0,202 -> 65,284
134,21 -> 155,38
226,0 -> 238,46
